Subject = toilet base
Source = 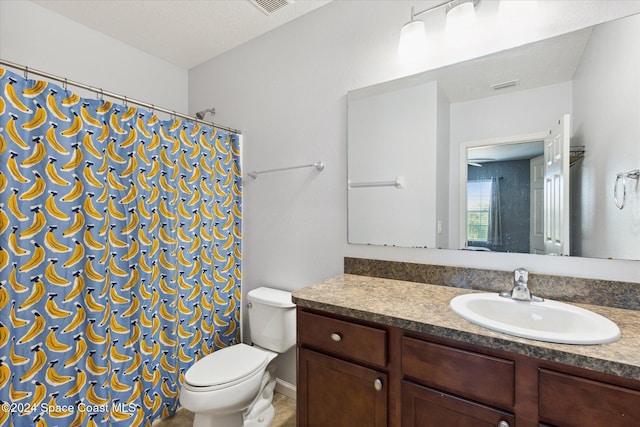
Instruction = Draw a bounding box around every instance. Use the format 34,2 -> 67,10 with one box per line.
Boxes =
185,355 -> 279,427
244,405 -> 274,427
243,363 -> 277,426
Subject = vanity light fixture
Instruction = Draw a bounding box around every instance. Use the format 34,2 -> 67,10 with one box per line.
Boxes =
399,0 -> 481,58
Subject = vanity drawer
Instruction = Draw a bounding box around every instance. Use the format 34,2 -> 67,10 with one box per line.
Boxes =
402,381 -> 514,427
297,310 -> 387,368
402,337 -> 515,410
539,368 -> 640,426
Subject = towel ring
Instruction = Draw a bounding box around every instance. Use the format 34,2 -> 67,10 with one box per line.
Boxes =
614,173 -> 626,210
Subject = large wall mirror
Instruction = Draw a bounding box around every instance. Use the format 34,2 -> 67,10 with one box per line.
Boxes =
347,12 -> 640,261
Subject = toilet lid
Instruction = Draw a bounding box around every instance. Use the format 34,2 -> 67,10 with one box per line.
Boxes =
184,344 -> 269,388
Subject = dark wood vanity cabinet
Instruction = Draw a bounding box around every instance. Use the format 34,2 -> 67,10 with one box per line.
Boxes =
401,336 -> 515,427
402,382 -> 514,427
296,308 -> 640,427
298,348 -> 387,427
296,310 -> 389,427
401,336 -> 515,410
538,369 -> 640,427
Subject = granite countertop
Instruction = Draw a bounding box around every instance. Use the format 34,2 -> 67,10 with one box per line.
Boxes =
292,274 -> 640,380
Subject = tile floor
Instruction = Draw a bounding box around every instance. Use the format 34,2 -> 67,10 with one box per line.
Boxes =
155,393 -> 296,427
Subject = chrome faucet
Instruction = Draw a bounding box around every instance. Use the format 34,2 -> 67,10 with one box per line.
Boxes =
500,268 -> 544,302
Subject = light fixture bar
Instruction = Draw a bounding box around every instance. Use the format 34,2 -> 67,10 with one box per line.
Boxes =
399,0 -> 481,58
410,1 -> 451,20
410,0 -> 479,20
446,0 -> 480,15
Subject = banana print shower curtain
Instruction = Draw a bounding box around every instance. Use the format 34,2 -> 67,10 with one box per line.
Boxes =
0,68 -> 242,426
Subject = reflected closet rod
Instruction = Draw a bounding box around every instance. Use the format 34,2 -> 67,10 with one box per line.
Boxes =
0,58 -> 241,135
247,162 -> 324,179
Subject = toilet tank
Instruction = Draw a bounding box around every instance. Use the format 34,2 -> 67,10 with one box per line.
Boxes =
247,287 -> 296,353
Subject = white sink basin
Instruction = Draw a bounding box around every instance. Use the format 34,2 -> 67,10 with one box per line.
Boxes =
450,293 -> 621,345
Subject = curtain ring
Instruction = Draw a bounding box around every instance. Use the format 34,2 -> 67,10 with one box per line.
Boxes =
63,78 -> 68,91
24,66 -> 28,80
97,88 -> 104,100
124,96 -> 128,107
614,173 -> 626,210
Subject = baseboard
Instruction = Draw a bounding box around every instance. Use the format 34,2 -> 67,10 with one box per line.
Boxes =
275,378 -> 296,400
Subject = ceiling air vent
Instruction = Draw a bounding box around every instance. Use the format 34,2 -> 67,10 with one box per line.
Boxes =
250,0 -> 295,15
490,79 -> 519,91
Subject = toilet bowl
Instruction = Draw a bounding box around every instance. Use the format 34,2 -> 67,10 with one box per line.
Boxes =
179,344 -> 277,427
179,287 -> 295,427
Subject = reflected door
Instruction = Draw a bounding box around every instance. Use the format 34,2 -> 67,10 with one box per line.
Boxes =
530,155 -> 545,254
543,114 -> 571,255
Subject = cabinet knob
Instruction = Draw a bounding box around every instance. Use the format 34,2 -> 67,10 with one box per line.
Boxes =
373,378 -> 383,391
497,421 -> 509,427
330,333 -> 342,342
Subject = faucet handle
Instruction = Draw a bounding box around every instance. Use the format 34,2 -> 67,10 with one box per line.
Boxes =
514,268 -> 528,284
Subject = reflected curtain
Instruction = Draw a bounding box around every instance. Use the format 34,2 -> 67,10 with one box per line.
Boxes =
0,68 -> 242,426
488,176 -> 503,246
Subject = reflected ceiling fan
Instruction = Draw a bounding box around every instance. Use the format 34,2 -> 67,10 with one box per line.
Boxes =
467,158 -> 495,167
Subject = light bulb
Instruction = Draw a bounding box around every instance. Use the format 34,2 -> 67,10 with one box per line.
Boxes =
399,19 -> 427,59
446,2 -> 477,35
445,1 -> 478,45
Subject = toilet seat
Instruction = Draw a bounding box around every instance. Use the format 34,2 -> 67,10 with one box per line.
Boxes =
184,344 -> 269,392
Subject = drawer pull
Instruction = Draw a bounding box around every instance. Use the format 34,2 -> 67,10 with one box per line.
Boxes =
330,333 -> 342,342
498,421 -> 509,427
374,378 -> 383,391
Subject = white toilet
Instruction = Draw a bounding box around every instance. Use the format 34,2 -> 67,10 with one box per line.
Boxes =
179,287 -> 296,427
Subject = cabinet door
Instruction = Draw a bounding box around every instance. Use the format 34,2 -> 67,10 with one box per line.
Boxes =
402,381 -> 514,427
298,348 -> 387,427
539,368 -> 640,427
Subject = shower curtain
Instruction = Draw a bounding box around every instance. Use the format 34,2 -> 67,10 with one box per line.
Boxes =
488,176 -> 503,247
0,68 -> 242,426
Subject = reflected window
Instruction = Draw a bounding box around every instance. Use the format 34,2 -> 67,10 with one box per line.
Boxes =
467,179 -> 492,242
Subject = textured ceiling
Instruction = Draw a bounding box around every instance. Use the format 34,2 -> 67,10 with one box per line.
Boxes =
32,0 -> 333,69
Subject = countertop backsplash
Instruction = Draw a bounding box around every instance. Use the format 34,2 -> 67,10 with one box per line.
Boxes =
344,257 -> 640,311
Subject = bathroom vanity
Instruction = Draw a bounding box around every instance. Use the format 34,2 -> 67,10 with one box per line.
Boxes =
293,274 -> 640,427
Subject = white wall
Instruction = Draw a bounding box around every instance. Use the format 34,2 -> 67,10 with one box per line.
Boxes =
572,14 -> 640,260
189,1 -> 640,386
0,0 -> 188,113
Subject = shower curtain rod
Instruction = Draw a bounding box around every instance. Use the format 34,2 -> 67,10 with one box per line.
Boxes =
0,58 -> 241,135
